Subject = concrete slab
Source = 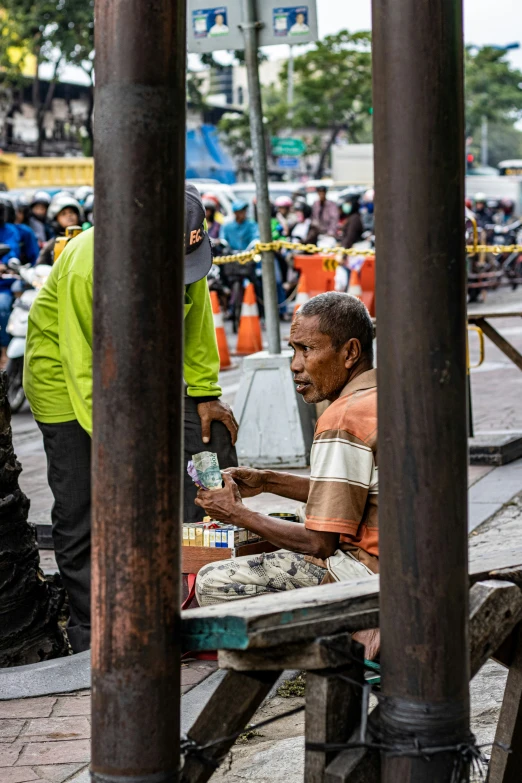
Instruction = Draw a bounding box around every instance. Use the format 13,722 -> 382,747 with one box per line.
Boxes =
469,431 -> 522,466
0,653 -> 90,701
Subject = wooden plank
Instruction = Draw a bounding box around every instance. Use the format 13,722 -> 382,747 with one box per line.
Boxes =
488,624 -> 522,783
469,581 -> 522,677
325,732 -> 380,783
467,311 -> 522,321
181,669 -> 280,783
181,576 -> 380,652
219,633 -> 357,671
473,318 -> 522,371
305,646 -> 364,783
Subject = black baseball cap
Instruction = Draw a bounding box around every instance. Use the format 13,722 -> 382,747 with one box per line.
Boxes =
185,183 -> 213,285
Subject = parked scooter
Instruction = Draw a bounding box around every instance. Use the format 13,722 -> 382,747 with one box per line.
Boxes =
5,259 -> 52,412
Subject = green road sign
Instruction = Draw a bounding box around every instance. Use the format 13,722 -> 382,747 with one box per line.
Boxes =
271,137 -> 307,157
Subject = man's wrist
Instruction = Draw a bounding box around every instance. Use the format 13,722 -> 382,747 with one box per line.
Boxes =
194,396 -> 221,405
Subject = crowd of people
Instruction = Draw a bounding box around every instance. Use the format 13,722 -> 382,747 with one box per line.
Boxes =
466,192 -> 519,230
0,187 -> 94,362
203,185 -> 375,321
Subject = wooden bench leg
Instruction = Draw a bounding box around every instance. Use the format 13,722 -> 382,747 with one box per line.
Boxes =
488,624 -> 522,783
181,669 -> 280,783
305,658 -> 364,783
325,581 -> 522,783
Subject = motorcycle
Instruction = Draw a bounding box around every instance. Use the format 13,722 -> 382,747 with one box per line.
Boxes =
5,259 -> 52,412
488,220 -> 522,290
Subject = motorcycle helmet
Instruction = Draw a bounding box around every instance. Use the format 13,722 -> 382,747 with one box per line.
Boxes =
294,201 -> 312,220
232,199 -> 249,213
47,194 -> 84,225
0,194 -> 13,225
274,195 -> 293,209
500,198 -> 515,216
465,197 -> 473,210
474,192 -> 487,206
74,185 -> 94,204
203,198 -> 218,211
201,193 -> 221,210
361,188 -> 375,204
30,190 -> 52,208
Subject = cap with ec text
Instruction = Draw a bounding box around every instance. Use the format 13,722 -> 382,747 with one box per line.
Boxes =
185,182 -> 213,285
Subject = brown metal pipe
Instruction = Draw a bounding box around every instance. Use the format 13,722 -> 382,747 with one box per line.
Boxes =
372,1 -> 470,780
91,1 -> 186,780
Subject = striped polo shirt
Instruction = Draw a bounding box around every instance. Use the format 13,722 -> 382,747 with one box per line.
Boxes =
305,369 -> 378,569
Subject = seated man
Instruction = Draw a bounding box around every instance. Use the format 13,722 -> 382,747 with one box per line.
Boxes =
195,291 -> 378,606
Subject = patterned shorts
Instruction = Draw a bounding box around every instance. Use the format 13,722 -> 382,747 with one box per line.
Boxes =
195,549 -> 328,607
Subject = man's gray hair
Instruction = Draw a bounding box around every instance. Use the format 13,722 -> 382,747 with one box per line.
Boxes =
299,292 -> 374,362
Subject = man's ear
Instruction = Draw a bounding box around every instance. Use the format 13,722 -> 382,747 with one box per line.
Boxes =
344,338 -> 362,369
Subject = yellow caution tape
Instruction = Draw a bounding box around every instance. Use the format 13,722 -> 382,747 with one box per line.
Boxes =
212,238 -> 522,267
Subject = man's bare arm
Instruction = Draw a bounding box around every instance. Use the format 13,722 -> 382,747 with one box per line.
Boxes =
196,474 -> 337,560
224,467 -> 310,503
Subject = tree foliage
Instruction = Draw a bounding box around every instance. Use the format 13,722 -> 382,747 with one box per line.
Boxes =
0,0 -> 94,154
465,46 -> 522,137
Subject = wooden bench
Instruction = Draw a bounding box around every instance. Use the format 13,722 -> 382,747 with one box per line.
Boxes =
467,309 -> 522,372
180,547 -> 522,783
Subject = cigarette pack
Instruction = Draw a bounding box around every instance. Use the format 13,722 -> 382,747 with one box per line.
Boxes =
195,526 -> 204,547
188,526 -> 196,546
209,529 -> 216,548
182,526 -> 189,546
203,528 -> 210,547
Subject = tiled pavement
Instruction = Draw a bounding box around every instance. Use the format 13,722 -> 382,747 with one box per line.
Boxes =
0,659 -> 218,783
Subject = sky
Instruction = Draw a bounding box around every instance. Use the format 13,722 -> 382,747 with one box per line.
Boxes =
43,0 -> 522,83
264,0 -> 522,68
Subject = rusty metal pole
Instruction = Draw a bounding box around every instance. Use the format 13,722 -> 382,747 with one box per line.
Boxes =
372,1 -> 470,782
91,1 -> 185,781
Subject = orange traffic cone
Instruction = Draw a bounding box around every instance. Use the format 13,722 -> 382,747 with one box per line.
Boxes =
293,274 -> 310,317
348,268 -> 362,298
359,256 -> 376,317
235,283 -> 263,356
211,290 -> 234,371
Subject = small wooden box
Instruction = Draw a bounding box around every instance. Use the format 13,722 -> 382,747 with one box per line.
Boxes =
182,541 -> 278,575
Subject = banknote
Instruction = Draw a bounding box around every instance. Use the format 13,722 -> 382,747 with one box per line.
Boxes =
187,460 -> 207,490
191,451 -> 223,491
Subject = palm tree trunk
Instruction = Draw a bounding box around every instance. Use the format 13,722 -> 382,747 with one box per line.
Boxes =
0,373 -> 68,666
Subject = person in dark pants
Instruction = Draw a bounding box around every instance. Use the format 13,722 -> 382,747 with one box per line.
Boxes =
24,184 -> 238,652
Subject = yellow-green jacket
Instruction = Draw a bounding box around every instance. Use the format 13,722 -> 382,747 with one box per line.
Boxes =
24,228 -> 221,436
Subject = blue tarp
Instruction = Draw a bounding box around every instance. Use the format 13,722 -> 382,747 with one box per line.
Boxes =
186,124 -> 236,184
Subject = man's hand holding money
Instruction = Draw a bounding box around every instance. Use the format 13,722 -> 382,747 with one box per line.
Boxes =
195,472 -> 244,523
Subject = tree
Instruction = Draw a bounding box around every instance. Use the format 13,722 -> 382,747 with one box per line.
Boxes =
219,84 -> 289,172
465,46 -> 522,139
0,372 -> 68,666
288,30 -> 373,177
0,1 -> 94,155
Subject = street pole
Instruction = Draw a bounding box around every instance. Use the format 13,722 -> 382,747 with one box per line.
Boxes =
481,116 -> 489,167
91,0 -> 185,780
372,0 -> 470,781
240,0 -> 281,354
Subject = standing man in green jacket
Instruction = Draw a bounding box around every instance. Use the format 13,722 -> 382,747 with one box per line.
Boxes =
24,184 -> 238,652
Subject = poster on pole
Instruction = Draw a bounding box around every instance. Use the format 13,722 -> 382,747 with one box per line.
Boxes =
258,3 -> 318,47
187,0 -> 318,53
187,0 -> 244,53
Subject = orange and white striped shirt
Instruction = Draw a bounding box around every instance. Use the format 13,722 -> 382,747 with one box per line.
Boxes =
305,369 -> 378,570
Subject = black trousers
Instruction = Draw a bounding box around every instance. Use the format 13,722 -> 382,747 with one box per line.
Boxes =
38,397 -> 237,652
